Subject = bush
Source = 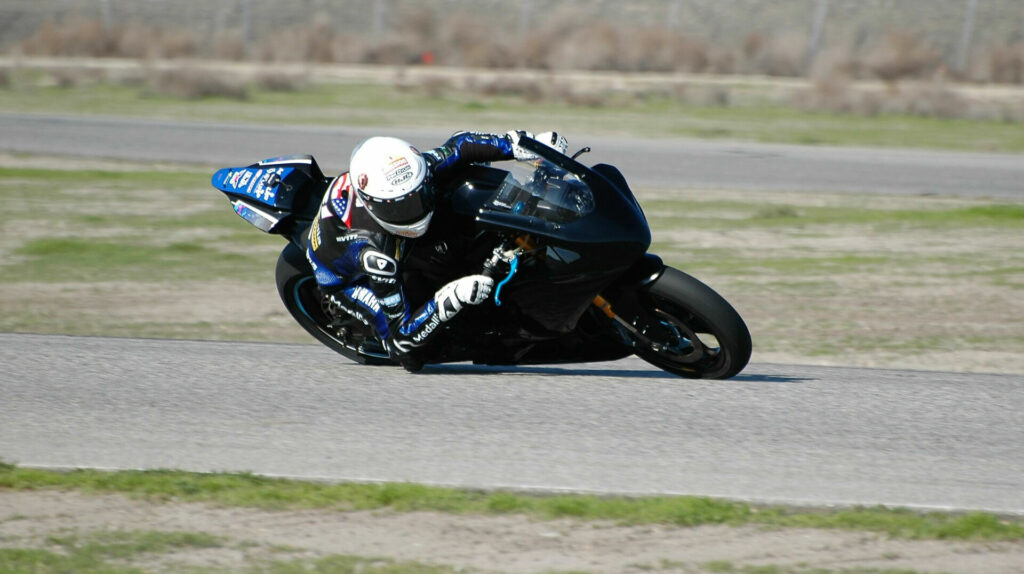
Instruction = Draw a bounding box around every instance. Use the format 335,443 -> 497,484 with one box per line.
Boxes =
866,32 -> 942,82
145,66 -> 248,100
11,12 -> 1024,88
988,43 -> 1024,84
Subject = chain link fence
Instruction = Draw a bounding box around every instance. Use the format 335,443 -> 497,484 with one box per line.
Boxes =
2,0 -> 1022,81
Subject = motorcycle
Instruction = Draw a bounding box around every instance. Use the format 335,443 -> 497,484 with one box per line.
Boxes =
211,136 -> 751,379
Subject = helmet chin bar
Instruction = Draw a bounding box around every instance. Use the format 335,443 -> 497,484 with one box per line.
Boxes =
367,209 -> 434,238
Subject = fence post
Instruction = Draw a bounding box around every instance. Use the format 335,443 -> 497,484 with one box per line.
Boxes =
805,0 -> 830,74
956,0 -> 978,73
373,0 -> 385,39
667,0 -> 681,30
100,0 -> 113,29
241,0 -> 252,48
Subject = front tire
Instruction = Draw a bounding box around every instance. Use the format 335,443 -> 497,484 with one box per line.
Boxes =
631,267 -> 751,379
275,243 -> 392,365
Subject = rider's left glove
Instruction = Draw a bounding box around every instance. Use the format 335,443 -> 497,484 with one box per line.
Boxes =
434,274 -> 494,321
507,130 -> 538,161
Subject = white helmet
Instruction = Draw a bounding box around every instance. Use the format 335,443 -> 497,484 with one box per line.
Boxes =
349,136 -> 432,238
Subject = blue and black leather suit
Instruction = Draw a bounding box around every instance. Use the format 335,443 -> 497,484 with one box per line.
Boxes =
305,131 -> 515,359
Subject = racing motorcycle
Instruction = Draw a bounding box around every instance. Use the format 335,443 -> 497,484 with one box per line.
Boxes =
212,136 -> 751,379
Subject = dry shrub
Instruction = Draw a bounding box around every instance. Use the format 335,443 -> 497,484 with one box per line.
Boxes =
115,22 -> 199,59
48,67 -> 107,88
416,76 -> 454,98
20,17 -> 199,60
436,13 -> 515,68
145,66 -> 248,100
402,7 -> 439,43
866,32 -> 942,82
553,21 -> 624,71
259,22 -> 339,63
304,22 -> 337,63
672,37 -> 712,73
795,74 -> 973,119
0,68 -> 10,89
115,21 -> 156,59
22,17 -> 117,57
988,44 -> 1024,84
361,39 -> 422,66
213,34 -> 246,61
475,77 -> 545,102
901,82 -> 967,118
796,73 -> 878,115
160,30 -> 199,59
254,71 -> 305,92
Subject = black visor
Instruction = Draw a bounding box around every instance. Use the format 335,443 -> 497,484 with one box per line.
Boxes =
357,184 -> 435,226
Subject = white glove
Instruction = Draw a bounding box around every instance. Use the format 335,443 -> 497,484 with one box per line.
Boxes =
536,131 -> 568,155
506,130 -> 537,161
434,274 -> 494,321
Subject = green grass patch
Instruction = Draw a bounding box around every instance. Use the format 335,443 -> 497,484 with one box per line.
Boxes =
698,562 -> 931,574
2,464 -> 1022,542
0,165 -> 206,187
0,531 -> 460,574
0,163 -> 282,284
0,530 -> 223,574
258,554 -> 468,574
644,199 -> 1024,229
3,79 -> 1024,152
6,238 -> 270,283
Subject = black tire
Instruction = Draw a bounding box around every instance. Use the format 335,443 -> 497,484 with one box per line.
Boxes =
632,266 -> 751,379
274,243 -> 392,365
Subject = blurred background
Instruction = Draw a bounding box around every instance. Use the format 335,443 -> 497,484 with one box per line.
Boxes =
2,0 -> 1024,121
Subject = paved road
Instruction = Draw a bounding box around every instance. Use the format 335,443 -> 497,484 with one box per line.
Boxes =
2,113 -> 1022,198
2,334 -> 1022,514
3,113 -> 1023,513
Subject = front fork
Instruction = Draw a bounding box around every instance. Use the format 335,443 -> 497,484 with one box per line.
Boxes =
593,294 -> 670,352
486,236 -> 669,352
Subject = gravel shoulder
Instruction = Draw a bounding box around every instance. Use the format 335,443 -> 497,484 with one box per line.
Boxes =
3,491 -> 1024,574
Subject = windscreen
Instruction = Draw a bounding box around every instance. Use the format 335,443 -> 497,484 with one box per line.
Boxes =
483,157 -> 595,224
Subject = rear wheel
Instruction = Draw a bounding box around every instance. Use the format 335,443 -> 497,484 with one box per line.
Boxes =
275,243 -> 392,365
629,267 -> 751,379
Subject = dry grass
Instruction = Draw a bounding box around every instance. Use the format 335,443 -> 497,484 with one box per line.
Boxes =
988,43 -> 1024,84
15,12 -> 1024,86
7,10 -> 1024,121
143,67 -> 248,101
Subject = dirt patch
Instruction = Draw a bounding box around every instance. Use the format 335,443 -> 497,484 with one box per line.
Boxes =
1,491 -> 1022,574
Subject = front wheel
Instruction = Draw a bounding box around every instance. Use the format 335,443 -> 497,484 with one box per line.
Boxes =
629,267 -> 751,379
275,243 -> 392,366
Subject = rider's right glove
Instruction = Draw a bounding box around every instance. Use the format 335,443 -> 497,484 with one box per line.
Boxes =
434,274 -> 494,322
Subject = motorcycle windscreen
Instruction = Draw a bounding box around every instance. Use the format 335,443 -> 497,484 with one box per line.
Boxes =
476,164 -> 650,251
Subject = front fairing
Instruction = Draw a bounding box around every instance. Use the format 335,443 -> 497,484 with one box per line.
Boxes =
450,142 -> 651,264
439,140 -> 651,336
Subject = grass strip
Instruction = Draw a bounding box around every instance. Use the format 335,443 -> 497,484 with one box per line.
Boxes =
698,562 -> 933,574
0,532 -> 459,574
3,80 -> 1024,153
2,463 -> 1021,542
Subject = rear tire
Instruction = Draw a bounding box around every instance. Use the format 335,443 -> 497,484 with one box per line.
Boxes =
275,243 -> 392,365
631,267 -> 751,379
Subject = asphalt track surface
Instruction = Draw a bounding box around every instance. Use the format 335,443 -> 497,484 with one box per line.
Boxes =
2,112 -> 1024,198
2,113 -> 1023,513
2,334 -> 1023,514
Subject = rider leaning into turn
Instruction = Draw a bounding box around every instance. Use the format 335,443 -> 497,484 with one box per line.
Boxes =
306,129 -> 568,371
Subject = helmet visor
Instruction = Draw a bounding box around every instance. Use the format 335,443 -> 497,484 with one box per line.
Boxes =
358,184 -> 435,226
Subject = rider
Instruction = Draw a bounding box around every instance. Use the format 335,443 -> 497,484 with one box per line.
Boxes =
306,130 -> 568,371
